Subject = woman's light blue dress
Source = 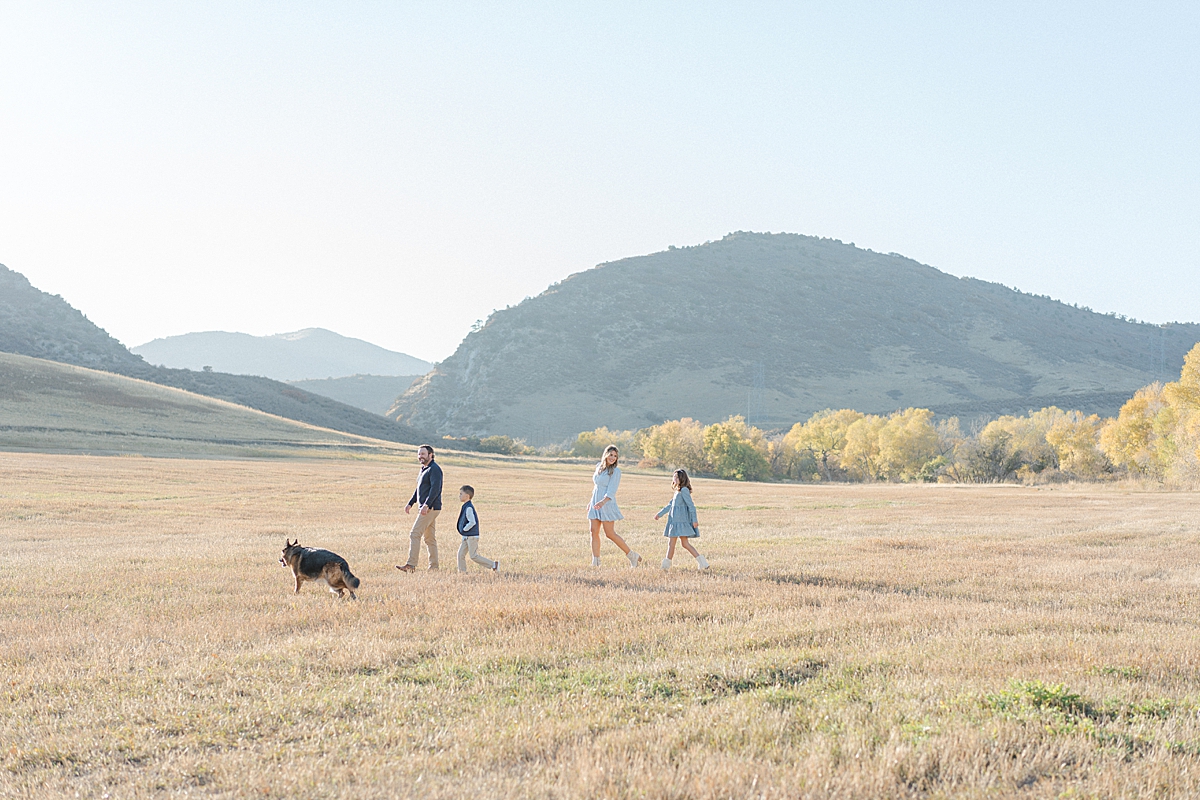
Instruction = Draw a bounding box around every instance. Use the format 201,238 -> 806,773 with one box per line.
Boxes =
587,467 -> 624,521
658,487 -> 699,538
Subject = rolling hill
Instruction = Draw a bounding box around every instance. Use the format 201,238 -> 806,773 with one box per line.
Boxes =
0,263 -> 434,446
132,328 -> 431,380
0,352 -> 404,458
138,365 -> 434,445
391,232 -> 1200,443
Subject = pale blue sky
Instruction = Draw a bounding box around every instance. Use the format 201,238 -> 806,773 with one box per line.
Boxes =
2,2 -> 1197,361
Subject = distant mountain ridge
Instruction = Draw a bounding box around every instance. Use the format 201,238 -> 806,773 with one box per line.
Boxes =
0,263 -> 432,446
390,232 -> 1200,442
289,375 -> 422,415
133,328 -> 431,381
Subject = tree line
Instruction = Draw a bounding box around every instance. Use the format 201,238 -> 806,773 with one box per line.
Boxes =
555,343 -> 1200,485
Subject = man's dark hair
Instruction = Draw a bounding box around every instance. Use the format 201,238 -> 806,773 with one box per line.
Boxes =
460,485 -> 474,498
418,444 -> 435,456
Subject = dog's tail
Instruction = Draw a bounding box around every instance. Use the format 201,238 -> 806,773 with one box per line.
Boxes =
341,561 -> 361,590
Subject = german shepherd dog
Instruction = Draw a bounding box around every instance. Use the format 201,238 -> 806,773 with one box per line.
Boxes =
279,539 -> 361,599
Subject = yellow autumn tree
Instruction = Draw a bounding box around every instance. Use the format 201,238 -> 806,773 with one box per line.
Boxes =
1098,344 -> 1200,484
702,416 -> 771,481
1045,410 -> 1110,479
571,427 -> 641,459
1161,343 -> 1200,483
841,414 -> 887,481
1099,383 -> 1175,479
877,407 -> 941,481
980,408 -> 1065,477
1164,343 -> 1200,412
637,418 -> 707,472
767,436 -> 818,480
781,408 -> 864,480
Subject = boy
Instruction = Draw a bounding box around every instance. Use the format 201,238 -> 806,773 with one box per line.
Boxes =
456,485 -> 498,573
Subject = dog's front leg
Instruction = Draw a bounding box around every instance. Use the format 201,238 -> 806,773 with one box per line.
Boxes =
294,574 -> 302,594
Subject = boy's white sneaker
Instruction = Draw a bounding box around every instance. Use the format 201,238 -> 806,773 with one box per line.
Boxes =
591,556 -> 601,567
661,558 -> 672,571
696,555 -> 710,571
627,551 -> 642,568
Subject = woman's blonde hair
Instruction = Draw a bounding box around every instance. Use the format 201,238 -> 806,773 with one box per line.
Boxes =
672,469 -> 693,492
596,445 -> 619,475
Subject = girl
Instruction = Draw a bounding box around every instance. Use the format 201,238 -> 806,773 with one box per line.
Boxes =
588,445 -> 641,567
654,469 -> 710,571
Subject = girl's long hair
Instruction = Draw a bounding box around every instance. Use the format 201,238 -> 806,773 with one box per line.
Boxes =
673,469 -> 693,492
596,445 -> 619,475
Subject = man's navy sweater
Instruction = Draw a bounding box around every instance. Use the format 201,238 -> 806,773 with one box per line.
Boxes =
408,460 -> 443,510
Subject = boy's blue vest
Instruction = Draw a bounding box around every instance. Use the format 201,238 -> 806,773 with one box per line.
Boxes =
457,500 -> 479,536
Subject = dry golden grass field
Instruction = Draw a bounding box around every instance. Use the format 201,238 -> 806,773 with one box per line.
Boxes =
3,449 -> 1200,799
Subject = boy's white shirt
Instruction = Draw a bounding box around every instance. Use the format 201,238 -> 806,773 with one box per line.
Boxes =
461,505 -> 477,532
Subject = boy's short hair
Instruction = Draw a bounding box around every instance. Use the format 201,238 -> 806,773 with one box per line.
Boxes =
459,484 -> 475,498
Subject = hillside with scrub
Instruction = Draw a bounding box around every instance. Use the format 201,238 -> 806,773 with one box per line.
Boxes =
0,263 -> 144,373
391,232 -> 1200,443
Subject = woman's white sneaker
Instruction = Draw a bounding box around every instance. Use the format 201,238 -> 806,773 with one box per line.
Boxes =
696,555 -> 710,571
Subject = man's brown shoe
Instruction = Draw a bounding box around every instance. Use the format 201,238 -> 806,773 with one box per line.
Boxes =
396,564 -> 415,572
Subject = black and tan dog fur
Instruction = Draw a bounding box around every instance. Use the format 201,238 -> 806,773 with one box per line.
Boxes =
279,539 -> 361,599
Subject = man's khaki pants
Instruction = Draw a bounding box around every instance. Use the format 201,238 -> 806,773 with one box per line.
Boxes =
405,509 -> 440,570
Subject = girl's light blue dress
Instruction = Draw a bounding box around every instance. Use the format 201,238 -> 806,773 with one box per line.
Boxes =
587,467 -> 624,521
658,487 -> 699,538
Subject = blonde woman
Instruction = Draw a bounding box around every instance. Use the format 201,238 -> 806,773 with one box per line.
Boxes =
588,445 -> 641,567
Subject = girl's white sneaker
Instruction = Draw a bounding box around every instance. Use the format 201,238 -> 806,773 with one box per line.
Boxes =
696,555 -> 710,571
591,556 -> 601,567
627,551 -> 641,567
661,558 -> 672,571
